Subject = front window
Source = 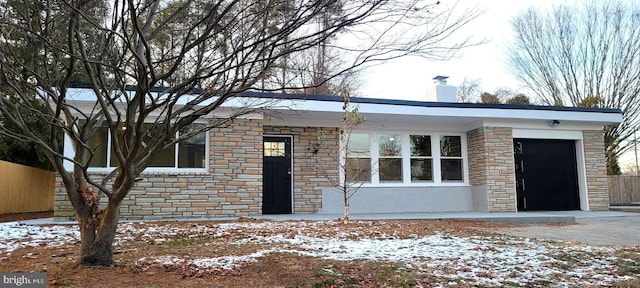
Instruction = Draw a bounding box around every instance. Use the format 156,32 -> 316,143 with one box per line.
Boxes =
88,123 -> 207,170
378,134 -> 402,182
440,136 -> 463,181
340,132 -> 466,185
178,125 -> 206,168
345,133 -> 371,182
410,135 -> 433,181
86,127 -> 108,167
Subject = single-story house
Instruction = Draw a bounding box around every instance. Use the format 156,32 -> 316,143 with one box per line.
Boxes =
55,80 -> 623,220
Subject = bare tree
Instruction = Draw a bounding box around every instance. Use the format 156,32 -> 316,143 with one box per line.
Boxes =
507,1 -> 640,173
456,77 -> 481,103
0,0 -> 481,266
272,44 -> 361,95
315,89 -> 368,223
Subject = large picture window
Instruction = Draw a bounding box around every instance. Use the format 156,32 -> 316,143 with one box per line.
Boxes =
87,124 -> 207,170
341,132 -> 466,185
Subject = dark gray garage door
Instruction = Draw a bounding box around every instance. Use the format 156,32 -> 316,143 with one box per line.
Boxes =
513,139 -> 580,211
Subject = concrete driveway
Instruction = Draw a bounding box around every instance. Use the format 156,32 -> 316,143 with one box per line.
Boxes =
494,211 -> 640,246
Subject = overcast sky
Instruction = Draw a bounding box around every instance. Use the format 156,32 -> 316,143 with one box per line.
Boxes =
359,0 -> 574,101
357,0 -> 640,170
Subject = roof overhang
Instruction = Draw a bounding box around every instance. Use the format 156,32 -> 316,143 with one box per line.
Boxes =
261,96 -> 622,131
61,87 -> 623,130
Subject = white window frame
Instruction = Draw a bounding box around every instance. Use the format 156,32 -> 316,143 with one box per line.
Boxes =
339,131 -> 469,187
439,135 -> 466,183
344,133 -> 373,183
406,134 -> 434,183
377,133 -> 404,183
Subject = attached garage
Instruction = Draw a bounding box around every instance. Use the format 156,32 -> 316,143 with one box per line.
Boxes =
514,138 -> 580,211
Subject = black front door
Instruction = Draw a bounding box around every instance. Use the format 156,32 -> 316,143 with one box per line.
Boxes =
262,136 -> 292,214
514,139 -> 580,211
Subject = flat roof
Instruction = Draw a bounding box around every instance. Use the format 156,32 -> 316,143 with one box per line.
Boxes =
241,91 -> 622,114
66,83 -> 621,114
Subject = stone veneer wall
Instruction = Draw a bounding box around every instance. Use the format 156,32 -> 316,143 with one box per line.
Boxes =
466,127 -> 516,212
583,130 -> 609,210
263,126 -> 339,213
55,118 -> 264,221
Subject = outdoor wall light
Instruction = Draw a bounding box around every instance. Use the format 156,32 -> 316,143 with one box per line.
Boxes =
549,120 -> 560,127
309,143 -> 320,155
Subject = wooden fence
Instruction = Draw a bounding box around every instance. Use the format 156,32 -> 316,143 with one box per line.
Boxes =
608,175 -> 640,205
0,160 -> 55,214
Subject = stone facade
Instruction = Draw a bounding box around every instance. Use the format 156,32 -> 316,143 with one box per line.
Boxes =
54,120 -> 341,220
55,118 -> 264,220
53,118 -> 611,219
467,127 -> 516,212
263,126 -> 339,213
583,130 -> 609,210
207,118 -> 263,216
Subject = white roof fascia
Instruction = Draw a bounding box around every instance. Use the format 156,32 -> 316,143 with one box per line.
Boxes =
62,88 -> 623,126
272,99 -> 622,125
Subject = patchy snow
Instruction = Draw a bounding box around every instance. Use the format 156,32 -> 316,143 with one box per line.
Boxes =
140,249 -> 275,271
0,220 -> 637,286
0,222 -> 78,252
236,233 -> 630,286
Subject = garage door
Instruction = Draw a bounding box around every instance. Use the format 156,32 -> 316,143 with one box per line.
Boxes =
513,139 -> 580,211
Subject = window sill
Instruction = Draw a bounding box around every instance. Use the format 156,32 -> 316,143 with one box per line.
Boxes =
86,167 -> 209,176
355,182 -> 470,188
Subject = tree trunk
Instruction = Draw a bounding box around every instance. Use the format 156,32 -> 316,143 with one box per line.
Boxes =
78,200 -> 121,266
343,186 -> 349,224
343,203 -> 349,224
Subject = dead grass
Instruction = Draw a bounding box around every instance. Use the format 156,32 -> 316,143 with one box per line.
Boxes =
0,219 -> 637,287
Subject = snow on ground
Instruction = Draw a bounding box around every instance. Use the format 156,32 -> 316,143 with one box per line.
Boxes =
237,233 -> 630,286
0,220 -> 636,286
0,222 -> 78,252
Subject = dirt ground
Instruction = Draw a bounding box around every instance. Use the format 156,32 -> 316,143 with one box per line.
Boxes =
0,217 -> 638,287
0,211 -> 53,223
0,220 -> 509,287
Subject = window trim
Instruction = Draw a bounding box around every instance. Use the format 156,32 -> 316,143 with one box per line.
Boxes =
339,131 -> 469,187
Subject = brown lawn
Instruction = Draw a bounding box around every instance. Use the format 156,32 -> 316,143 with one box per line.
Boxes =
0,216 -> 638,288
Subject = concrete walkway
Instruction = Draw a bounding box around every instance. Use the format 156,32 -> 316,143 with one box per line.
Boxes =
16,210 -> 637,225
